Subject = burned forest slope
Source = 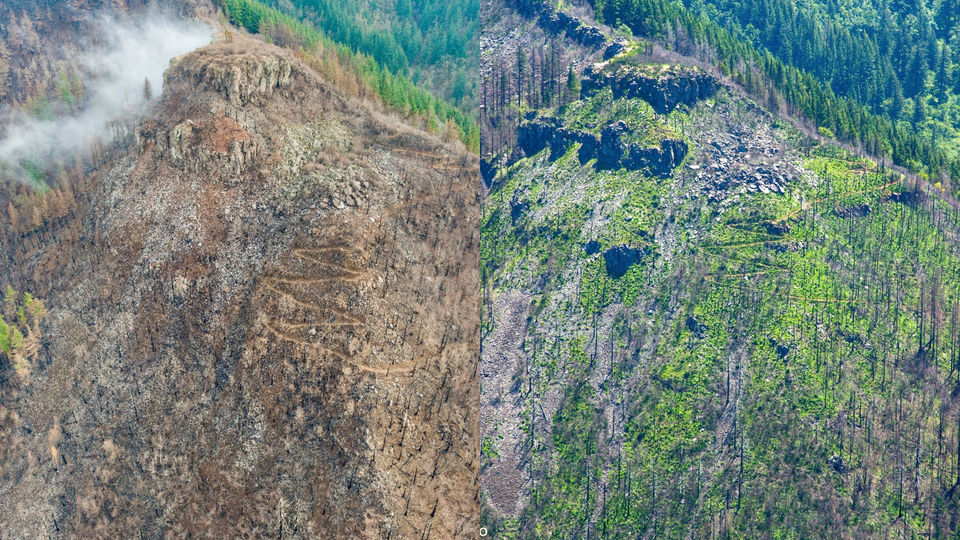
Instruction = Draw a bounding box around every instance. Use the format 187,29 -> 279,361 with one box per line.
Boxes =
0,35 -> 482,538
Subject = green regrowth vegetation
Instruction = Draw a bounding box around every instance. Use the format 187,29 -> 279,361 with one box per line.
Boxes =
561,85 -> 680,146
482,84 -> 960,537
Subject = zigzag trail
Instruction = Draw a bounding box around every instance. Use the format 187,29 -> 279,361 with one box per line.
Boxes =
265,322 -> 342,352
265,321 -> 422,375
349,358 -> 421,375
262,282 -> 366,325
292,247 -> 363,265
268,274 -> 367,284
260,242 -> 426,375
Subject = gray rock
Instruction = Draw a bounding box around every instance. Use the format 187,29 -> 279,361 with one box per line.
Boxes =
583,64 -> 716,114
603,244 -> 649,278
597,121 -> 628,169
624,139 -> 688,178
604,39 -> 628,60
584,239 -> 600,255
834,204 -> 871,218
537,7 -> 607,49
511,196 -> 530,222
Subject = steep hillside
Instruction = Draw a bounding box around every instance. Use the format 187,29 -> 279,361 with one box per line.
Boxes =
481,2 -> 960,537
0,35 -> 481,538
480,0 -> 610,158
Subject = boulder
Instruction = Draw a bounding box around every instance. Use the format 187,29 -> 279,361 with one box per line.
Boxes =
510,196 -> 530,223
835,204 -> 871,218
763,221 -> 790,236
769,337 -> 790,359
885,189 -> 925,205
685,315 -> 707,337
828,455 -> 848,474
603,245 -> 648,278
604,39 -> 628,60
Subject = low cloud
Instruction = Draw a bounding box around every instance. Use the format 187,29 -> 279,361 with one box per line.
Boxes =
0,8 -> 213,185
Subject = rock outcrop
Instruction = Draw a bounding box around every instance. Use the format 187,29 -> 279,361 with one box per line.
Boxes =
835,203 -> 871,218
538,10 -> 606,48
0,36 -> 481,539
518,116 -> 687,177
168,48 -> 294,106
603,245 -> 650,278
604,38 -> 629,60
597,120 -> 629,169
517,116 -> 600,162
512,0 -> 608,49
885,189 -> 926,205
624,138 -> 688,178
582,63 -> 716,114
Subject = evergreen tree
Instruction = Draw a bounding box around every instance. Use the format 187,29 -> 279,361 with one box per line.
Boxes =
913,96 -> 927,126
890,79 -> 906,119
935,43 -> 952,103
905,48 -> 929,98
452,70 -> 467,105
566,65 -> 580,102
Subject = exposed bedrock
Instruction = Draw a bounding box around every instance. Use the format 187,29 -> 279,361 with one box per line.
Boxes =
623,138 -> 689,178
517,117 -> 687,177
512,0 -> 608,49
538,10 -> 606,48
582,64 -> 717,114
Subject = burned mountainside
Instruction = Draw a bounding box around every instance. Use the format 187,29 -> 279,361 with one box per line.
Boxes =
0,32 -> 482,538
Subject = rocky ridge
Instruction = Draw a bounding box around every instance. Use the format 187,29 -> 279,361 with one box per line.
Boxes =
0,36 -> 481,538
517,116 -> 688,178
582,63 -> 717,114
512,0 -> 607,49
